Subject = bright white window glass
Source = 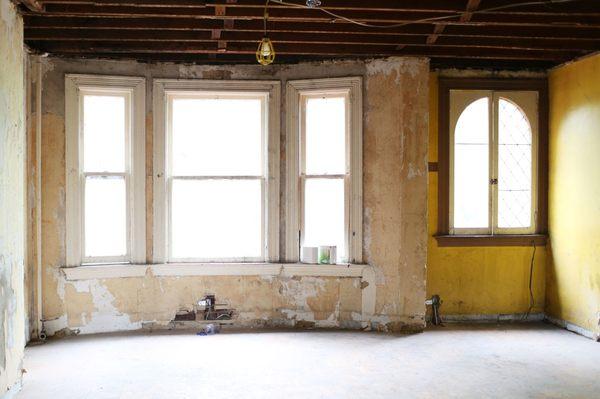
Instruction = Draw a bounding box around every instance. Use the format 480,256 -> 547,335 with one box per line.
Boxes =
171,98 -> 263,176
304,178 -> 345,260
84,177 -> 127,257
83,95 -> 126,173
171,179 -> 262,259
453,97 -> 489,229
305,97 -> 346,175
498,98 -> 532,228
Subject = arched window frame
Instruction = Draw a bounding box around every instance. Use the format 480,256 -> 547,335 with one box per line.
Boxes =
436,78 -> 548,247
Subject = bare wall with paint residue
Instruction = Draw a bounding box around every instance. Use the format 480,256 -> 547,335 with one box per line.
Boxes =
0,0 -> 26,393
36,56 -> 429,336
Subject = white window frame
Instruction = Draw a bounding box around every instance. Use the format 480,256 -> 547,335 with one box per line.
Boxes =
65,74 -> 146,266
286,77 -> 363,263
153,79 -> 280,264
449,89 -> 539,235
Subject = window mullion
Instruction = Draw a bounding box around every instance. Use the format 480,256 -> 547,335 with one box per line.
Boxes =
490,92 -> 499,235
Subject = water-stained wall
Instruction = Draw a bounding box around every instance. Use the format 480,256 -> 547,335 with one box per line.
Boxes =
36,56 -> 429,336
0,0 -> 26,393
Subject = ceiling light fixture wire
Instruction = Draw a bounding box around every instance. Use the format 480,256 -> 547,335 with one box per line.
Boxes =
256,0 -> 275,65
269,0 -> 582,29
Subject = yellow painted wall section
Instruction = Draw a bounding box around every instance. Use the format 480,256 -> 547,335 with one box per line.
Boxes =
547,54 -> 600,337
427,72 -> 546,317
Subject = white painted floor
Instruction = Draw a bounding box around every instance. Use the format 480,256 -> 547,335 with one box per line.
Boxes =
18,323 -> 600,399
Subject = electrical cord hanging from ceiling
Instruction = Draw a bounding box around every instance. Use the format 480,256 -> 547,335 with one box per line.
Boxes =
269,0 -> 584,29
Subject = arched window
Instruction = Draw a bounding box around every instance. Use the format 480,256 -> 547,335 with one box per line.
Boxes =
450,90 -> 537,235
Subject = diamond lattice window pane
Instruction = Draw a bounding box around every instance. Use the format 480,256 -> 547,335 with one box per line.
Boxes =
453,97 -> 489,229
498,98 -> 532,229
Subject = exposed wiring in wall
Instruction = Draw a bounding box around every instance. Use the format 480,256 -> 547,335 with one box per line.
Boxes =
523,242 -> 537,320
269,0 -> 583,30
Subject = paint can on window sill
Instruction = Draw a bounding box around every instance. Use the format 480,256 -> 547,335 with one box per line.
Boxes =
318,246 -> 337,265
301,246 -> 318,264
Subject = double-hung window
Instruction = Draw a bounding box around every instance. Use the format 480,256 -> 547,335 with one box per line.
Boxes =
438,78 -> 547,243
153,80 -> 280,263
65,75 -> 146,266
286,78 -> 363,263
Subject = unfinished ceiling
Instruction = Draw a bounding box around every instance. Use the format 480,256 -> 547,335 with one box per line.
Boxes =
15,0 -> 600,68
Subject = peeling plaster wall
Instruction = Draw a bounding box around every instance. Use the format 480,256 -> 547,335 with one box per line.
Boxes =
38,56 -> 429,336
0,0 -> 26,393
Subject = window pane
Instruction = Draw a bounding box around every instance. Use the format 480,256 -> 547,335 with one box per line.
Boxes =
453,98 -> 489,229
84,177 -> 127,258
304,178 -> 345,261
171,179 -> 262,259
305,97 -> 346,175
83,95 -> 126,173
172,98 -> 263,176
498,98 -> 532,228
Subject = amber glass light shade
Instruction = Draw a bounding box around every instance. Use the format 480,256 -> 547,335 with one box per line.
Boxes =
256,37 -> 275,65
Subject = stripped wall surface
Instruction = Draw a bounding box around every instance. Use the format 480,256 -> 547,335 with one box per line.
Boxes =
36,57 -> 429,336
0,0 -> 26,394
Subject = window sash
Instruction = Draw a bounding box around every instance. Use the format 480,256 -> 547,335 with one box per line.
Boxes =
449,90 -> 538,235
80,90 -> 132,264
286,77 -> 363,264
163,90 -> 272,263
299,93 -> 350,260
82,172 -> 130,264
167,175 -> 266,262
65,75 -> 146,267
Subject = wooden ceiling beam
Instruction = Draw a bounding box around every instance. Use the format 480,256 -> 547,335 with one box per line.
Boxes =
24,16 -> 600,40
26,40 -> 582,61
460,0 -> 481,23
25,5 -> 600,27
23,28 -> 600,52
34,0 -> 600,15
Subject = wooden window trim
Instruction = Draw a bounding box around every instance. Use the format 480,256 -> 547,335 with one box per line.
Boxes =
285,77 -> 363,263
152,79 -> 281,264
436,77 -> 548,246
65,74 -> 146,266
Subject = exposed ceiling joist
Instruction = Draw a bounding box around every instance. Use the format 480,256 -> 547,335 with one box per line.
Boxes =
18,0 -> 600,68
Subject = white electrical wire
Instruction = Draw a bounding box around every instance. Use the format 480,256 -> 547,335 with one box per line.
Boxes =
269,0 -> 584,29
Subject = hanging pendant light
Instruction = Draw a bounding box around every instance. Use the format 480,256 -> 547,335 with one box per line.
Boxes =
256,37 -> 275,65
256,0 -> 275,65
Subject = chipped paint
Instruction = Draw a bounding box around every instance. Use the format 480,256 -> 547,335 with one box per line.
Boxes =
34,56 -> 429,336
1,1 -> 26,393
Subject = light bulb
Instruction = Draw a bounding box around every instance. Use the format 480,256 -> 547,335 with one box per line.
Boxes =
256,37 -> 275,65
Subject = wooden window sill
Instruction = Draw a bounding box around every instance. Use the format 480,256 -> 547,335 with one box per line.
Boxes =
434,234 -> 547,247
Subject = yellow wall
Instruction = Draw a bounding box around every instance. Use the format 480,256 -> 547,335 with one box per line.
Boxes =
546,54 -> 600,336
426,72 -> 546,317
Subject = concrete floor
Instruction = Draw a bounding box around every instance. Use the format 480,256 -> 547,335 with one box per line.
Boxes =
18,323 -> 600,399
